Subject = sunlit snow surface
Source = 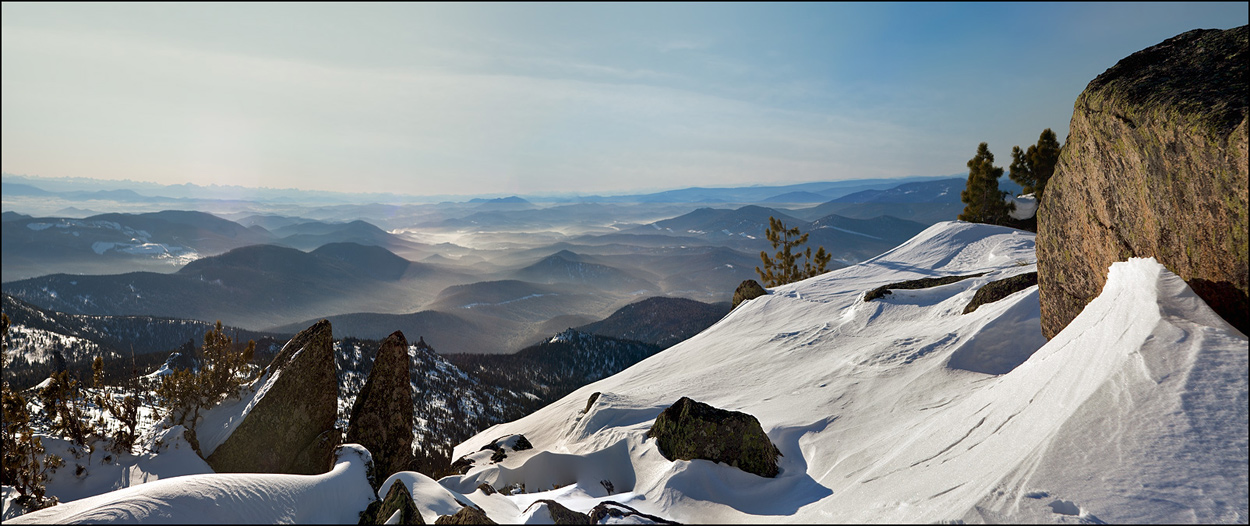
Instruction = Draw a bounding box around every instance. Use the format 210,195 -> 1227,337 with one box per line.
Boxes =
440,221 -> 1247,524
7,221 -> 1246,524
9,445 -> 374,524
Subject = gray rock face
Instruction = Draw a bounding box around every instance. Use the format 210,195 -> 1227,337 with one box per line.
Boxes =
647,396 -> 781,478
358,479 -> 424,525
207,319 -> 340,474
732,279 -> 767,309
1037,25 -> 1248,338
347,331 -> 416,488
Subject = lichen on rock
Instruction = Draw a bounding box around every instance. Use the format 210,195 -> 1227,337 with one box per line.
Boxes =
1038,25 -> 1248,338
647,396 -> 782,478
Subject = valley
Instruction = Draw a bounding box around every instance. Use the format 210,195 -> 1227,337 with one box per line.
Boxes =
3,176 -> 952,358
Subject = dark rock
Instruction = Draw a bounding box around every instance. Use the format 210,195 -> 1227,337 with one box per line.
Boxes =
477,434 -> 532,464
523,500 -> 591,524
1038,25 -> 1248,337
864,273 -> 987,302
732,279 -> 767,309
434,506 -> 496,525
582,392 -> 601,414
207,320 -> 339,474
451,434 -> 533,474
475,483 -> 496,496
647,397 -> 781,478
358,479 -> 424,525
964,272 -> 1039,314
588,500 -> 680,524
506,435 -> 532,451
449,456 -> 474,475
347,331 -> 416,489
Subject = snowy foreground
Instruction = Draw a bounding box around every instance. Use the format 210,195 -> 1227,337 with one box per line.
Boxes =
10,221 -> 1248,524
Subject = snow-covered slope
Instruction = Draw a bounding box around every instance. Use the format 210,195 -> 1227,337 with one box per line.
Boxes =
6,221 -> 1244,524
9,445 -> 374,524
438,221 -> 1248,523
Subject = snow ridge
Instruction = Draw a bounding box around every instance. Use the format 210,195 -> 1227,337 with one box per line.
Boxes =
441,222 -> 1247,524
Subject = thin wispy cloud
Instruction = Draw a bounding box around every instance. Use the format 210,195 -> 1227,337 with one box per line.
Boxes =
2,3 -> 1245,196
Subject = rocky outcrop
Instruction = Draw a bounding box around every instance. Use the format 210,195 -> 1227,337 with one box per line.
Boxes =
864,272 -> 987,302
347,331 -> 416,489
448,434 -> 533,475
588,501 -> 680,524
523,500 -> 592,524
964,272 -> 1038,314
358,480 -> 423,525
732,279 -> 767,309
207,320 -> 339,474
582,392 -> 601,414
434,506 -> 496,525
1038,26 -> 1248,338
647,397 -> 781,478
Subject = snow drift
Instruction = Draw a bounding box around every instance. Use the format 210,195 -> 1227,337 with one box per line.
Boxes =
6,221 -> 1245,524
440,221 -> 1248,523
9,445 -> 374,524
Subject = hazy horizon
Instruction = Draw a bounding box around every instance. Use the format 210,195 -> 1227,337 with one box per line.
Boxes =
3,3 -> 1246,196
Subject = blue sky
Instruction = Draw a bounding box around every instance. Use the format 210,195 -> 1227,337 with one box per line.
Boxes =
2,3 -> 1245,197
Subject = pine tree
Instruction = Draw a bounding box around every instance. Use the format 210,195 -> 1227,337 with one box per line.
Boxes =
91,355 -> 140,454
756,216 -> 832,287
1009,128 -> 1062,201
156,321 -> 255,430
39,370 -> 94,448
1,313 -> 64,511
958,142 -> 1014,225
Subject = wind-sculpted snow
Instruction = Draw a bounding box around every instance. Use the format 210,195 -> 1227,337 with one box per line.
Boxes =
8,445 -> 375,524
441,221 -> 1247,524
7,221 -> 1243,524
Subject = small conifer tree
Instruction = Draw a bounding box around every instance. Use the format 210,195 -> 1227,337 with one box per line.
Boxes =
959,142 -> 1015,225
91,355 -> 141,453
39,370 -> 94,448
156,321 -> 255,430
1,313 -> 64,511
1009,128 -> 1062,202
756,216 -> 832,287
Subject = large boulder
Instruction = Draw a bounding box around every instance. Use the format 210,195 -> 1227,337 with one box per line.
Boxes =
207,320 -> 340,474
347,331 -> 416,488
732,279 -> 767,309
1038,26 -> 1248,338
647,396 -> 781,478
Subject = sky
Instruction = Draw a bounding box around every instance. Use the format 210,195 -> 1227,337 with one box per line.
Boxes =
2,3 -> 1246,197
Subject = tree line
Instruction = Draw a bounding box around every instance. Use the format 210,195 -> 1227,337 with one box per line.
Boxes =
2,315 -> 256,511
959,128 -> 1062,229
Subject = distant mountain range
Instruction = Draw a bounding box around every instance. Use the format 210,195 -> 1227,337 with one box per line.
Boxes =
575,296 -> 731,348
630,205 -> 929,264
1,210 -> 425,282
3,173 -> 987,357
786,177 -> 1024,224
3,172 -> 961,208
1,242 -> 468,330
